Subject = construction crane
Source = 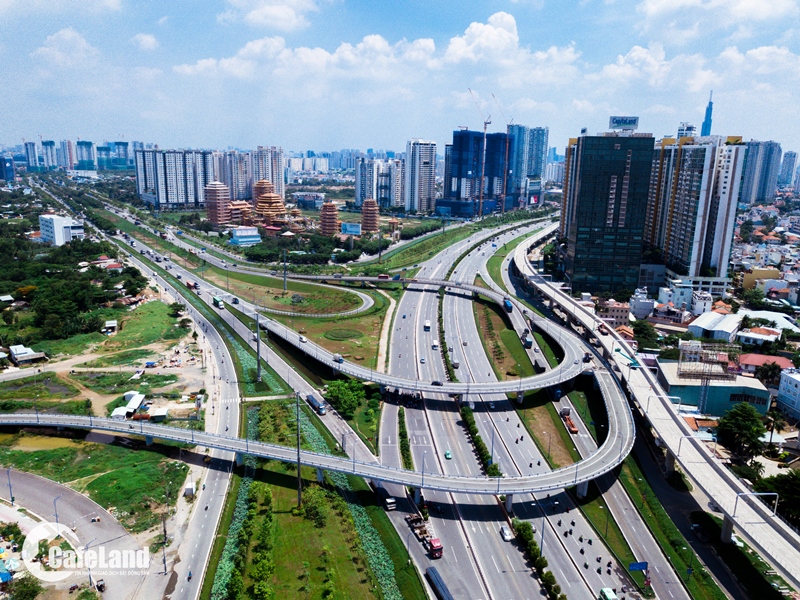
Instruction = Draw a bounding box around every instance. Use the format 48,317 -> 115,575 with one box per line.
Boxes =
468,88 -> 491,219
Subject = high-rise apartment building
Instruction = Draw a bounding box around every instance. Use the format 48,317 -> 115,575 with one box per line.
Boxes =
41,141 -> 57,170
205,181 -> 232,225
57,140 -> 75,169
134,149 -> 215,208
506,125 -> 550,207
2,157 -> 14,182
404,139 -> 437,213
218,151 -> 253,201
76,141 -> 97,170
561,132 -> 655,293
24,141 -> 38,171
740,140 -> 782,204
355,158 -> 404,208
252,146 -> 285,199
778,151 -> 797,187
440,130 -> 509,217
645,136 -> 745,281
677,123 -> 697,139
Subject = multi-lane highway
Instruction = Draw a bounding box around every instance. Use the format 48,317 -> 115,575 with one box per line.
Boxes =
512,236 -> 800,592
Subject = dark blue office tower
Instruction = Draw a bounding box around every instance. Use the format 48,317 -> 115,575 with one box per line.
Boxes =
2,157 -> 14,182
701,91 -> 713,136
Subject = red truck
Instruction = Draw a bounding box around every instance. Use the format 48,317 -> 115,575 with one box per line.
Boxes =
425,537 -> 443,559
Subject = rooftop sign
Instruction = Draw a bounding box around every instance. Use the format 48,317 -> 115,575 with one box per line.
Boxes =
609,116 -> 639,130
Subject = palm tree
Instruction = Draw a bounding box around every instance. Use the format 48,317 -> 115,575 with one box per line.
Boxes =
765,409 -> 788,448
740,314 -> 753,329
754,361 -> 783,387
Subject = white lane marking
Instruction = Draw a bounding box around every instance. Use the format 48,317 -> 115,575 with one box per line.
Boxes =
491,555 -> 500,573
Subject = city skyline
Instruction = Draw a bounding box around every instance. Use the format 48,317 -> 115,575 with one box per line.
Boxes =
2,1 -> 800,153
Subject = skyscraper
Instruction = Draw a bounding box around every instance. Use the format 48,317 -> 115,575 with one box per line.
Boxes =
404,139 -> 437,213
24,141 -> 38,171
41,141 -> 57,170
508,124 -> 530,205
134,149 -> 215,208
76,141 -> 96,170
252,146 -> 285,198
701,91 -> 713,136
527,127 -> 549,181
562,131 -> 655,293
57,140 -> 75,169
778,151 -> 797,187
645,136 -> 745,280
355,158 -> 404,208
1,157 -> 14,182
439,130 -> 509,217
740,140 -> 782,204
219,151 -> 253,201
204,181 -> 231,225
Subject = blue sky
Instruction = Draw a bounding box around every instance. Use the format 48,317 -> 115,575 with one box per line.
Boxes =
3,0 -> 799,154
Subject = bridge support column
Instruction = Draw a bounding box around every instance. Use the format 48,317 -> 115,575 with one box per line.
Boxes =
414,488 -> 421,505
235,453 -> 244,466
665,450 -> 676,475
720,514 -> 734,543
505,494 -> 514,513
576,480 -> 589,499
145,435 -> 153,446
316,468 -> 324,483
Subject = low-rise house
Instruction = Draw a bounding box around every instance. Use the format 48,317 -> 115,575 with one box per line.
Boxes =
737,327 -> 781,346
738,354 -> 793,376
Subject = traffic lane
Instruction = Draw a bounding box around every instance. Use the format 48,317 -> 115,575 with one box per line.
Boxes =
2,469 -> 144,598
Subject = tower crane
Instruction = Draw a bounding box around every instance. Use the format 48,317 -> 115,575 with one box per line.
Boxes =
468,88 -> 491,219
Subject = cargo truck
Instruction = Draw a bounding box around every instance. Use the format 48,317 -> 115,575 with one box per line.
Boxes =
307,393 -> 327,415
503,298 -> 513,312
373,482 -> 397,511
522,334 -> 533,348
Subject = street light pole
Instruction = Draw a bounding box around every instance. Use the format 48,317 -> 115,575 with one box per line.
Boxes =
53,493 -> 63,535
84,538 -> 97,587
421,451 -> 427,490
6,468 -> 13,507
296,392 -> 302,508
543,430 -> 551,459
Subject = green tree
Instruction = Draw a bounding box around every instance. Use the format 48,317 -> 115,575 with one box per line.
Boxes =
8,573 -> 44,600
753,469 -> 800,526
765,409 -> 787,447
631,319 -> 659,347
168,302 -> 186,318
754,362 -> 783,387
739,219 -> 754,242
325,380 -> 364,420
742,289 -> 766,309
717,402 -> 766,460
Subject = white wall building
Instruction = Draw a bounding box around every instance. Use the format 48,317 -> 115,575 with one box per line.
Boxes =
404,139 -> 437,212
691,290 -> 713,316
777,369 -> 800,421
629,288 -> 656,319
39,214 -> 85,246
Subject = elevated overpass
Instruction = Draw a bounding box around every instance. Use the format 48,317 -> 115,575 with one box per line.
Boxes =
511,234 -> 800,591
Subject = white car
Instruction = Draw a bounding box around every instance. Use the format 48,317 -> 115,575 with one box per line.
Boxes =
299,335 -> 307,343
420,357 -> 426,364
500,526 -> 513,542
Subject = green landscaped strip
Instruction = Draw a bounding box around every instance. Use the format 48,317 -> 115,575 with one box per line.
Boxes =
617,456 -> 728,600
485,229 -> 543,293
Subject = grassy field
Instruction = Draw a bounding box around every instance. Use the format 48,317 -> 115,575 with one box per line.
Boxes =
271,289 -> 391,371
0,436 -> 187,532
198,265 -> 362,314
70,371 -> 179,395
33,332 -> 107,357
485,230 -> 542,291
0,373 -> 79,400
79,349 -> 158,368
102,301 -> 188,352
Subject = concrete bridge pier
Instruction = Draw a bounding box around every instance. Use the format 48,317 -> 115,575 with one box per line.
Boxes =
505,493 -> 514,513
145,435 -> 154,446
236,453 -> 244,466
414,487 -> 422,505
515,390 -> 523,405
720,514 -> 734,543
316,468 -> 324,483
665,450 -> 676,475
576,480 -> 589,499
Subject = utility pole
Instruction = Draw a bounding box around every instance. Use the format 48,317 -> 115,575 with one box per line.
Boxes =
255,310 -> 261,382
296,392 -> 302,507
283,249 -> 287,292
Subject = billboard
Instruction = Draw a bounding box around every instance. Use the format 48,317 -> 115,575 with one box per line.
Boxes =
341,222 -> 362,236
609,116 -> 639,130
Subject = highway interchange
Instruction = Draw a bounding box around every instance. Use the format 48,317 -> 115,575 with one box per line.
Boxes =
13,195 -> 800,599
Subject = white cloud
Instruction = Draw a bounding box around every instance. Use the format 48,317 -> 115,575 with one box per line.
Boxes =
157,16 -> 169,26
131,33 -> 159,51
442,12 -> 520,63
31,28 -> 99,67
637,0 -> 800,41
0,0 -> 120,14
217,0 -> 319,31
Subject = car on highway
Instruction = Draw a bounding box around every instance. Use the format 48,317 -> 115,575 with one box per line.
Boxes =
500,526 -> 513,542
431,380 -> 443,386
420,357 -> 426,364
177,274 -> 182,279
488,402 -> 495,409
403,314 -> 406,319
574,359 -> 579,364
444,450 -> 452,460
534,348 -> 540,353
299,335 -> 307,343
232,263 -> 237,268
463,341 -> 468,346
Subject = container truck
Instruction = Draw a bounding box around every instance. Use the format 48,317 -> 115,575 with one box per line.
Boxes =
522,334 -> 533,349
307,393 -> 327,415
